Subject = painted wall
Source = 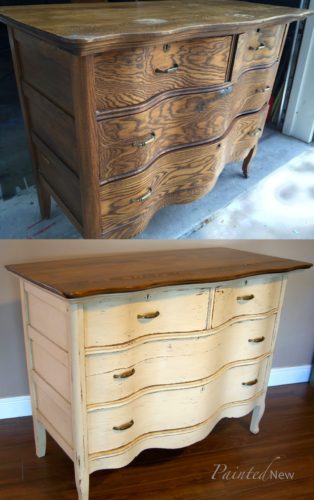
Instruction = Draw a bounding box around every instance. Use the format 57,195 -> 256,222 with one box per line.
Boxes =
0,240 -> 313,399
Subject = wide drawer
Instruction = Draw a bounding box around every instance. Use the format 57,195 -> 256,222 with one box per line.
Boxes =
87,357 -> 269,455
211,276 -> 283,328
86,314 -> 276,405
98,65 -> 277,182
233,24 -> 286,77
99,108 -> 267,238
94,36 -> 232,111
84,286 -> 210,348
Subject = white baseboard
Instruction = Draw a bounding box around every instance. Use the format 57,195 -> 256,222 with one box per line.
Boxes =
268,364 -> 312,387
0,365 -> 311,419
0,395 -> 32,419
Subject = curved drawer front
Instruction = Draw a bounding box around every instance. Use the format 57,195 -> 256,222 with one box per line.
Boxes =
212,276 -> 283,328
99,108 -> 267,238
98,65 -> 277,182
233,24 -> 286,77
84,287 -> 210,348
86,315 -> 276,405
87,357 -> 269,455
94,36 -> 232,111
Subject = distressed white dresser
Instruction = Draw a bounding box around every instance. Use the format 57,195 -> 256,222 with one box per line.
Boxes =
6,248 -> 312,499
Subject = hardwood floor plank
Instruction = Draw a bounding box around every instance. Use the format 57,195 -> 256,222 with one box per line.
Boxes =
0,384 -> 313,499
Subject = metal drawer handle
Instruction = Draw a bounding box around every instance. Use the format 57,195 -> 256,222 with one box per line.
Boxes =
113,368 -> 135,379
248,128 -> 262,137
242,379 -> 258,386
237,294 -> 255,303
130,188 -> 152,204
249,42 -> 266,51
137,311 -> 160,320
248,336 -> 265,343
113,420 -> 134,431
256,85 -> 271,93
155,63 -> 179,74
132,132 -> 156,148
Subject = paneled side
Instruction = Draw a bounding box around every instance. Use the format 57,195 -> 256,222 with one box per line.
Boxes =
22,83 -> 78,174
14,29 -> 74,115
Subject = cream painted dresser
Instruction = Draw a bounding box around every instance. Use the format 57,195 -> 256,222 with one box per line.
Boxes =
6,248 -> 312,499
0,1 -> 312,238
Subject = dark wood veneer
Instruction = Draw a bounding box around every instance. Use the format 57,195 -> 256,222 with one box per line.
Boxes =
6,247 -> 312,298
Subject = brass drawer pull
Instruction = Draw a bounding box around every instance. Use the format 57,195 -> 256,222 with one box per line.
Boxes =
242,379 -> 258,386
248,128 -> 262,137
155,63 -> 179,74
132,132 -> 156,148
137,311 -> 160,320
248,336 -> 265,343
113,368 -> 135,379
113,420 -> 134,431
130,188 -> 152,203
237,294 -> 255,303
249,42 -> 266,51
256,86 -> 271,93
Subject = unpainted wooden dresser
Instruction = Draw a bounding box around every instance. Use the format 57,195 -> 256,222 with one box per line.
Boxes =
0,1 -> 312,238
6,248 -> 312,499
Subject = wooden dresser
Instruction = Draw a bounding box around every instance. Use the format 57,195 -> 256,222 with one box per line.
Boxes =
6,248 -> 312,499
0,1 -> 312,238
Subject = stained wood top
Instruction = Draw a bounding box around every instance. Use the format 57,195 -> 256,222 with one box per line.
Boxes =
0,0 -> 311,54
6,247 -> 312,299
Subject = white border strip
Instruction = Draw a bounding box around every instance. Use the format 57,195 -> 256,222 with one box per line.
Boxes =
0,365 -> 311,419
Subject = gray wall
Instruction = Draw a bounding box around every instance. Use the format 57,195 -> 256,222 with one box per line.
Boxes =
0,240 -> 313,399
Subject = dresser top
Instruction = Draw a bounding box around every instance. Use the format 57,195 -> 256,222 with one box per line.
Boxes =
0,0 -> 311,54
6,247 -> 311,299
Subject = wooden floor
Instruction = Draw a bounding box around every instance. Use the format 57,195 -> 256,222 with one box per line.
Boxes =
0,383 -> 313,499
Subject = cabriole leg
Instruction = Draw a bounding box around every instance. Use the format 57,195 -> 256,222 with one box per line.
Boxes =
242,145 -> 257,179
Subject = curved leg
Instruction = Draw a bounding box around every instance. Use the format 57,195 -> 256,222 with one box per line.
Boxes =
33,420 -> 46,458
250,399 -> 265,434
242,145 -> 257,179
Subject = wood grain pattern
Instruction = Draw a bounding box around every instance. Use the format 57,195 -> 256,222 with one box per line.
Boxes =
6,248 -> 312,298
85,315 -> 276,405
95,36 -> 232,110
99,108 -> 268,238
232,24 -> 286,79
87,358 -> 268,455
0,1 -> 311,54
98,64 -> 277,182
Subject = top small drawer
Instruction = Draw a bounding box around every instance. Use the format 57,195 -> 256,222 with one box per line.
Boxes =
211,276 -> 283,328
94,36 -> 232,111
84,287 -> 210,348
233,24 -> 286,77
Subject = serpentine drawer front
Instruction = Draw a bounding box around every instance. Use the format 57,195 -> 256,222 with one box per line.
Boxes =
0,1 -> 311,238
6,248 -> 312,500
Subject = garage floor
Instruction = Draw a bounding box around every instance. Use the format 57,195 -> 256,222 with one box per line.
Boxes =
0,127 -> 313,239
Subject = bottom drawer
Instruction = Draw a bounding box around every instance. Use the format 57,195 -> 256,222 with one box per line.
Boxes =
99,107 -> 268,238
87,357 -> 269,455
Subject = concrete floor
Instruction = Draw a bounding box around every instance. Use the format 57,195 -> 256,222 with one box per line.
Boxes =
0,126 -> 313,239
